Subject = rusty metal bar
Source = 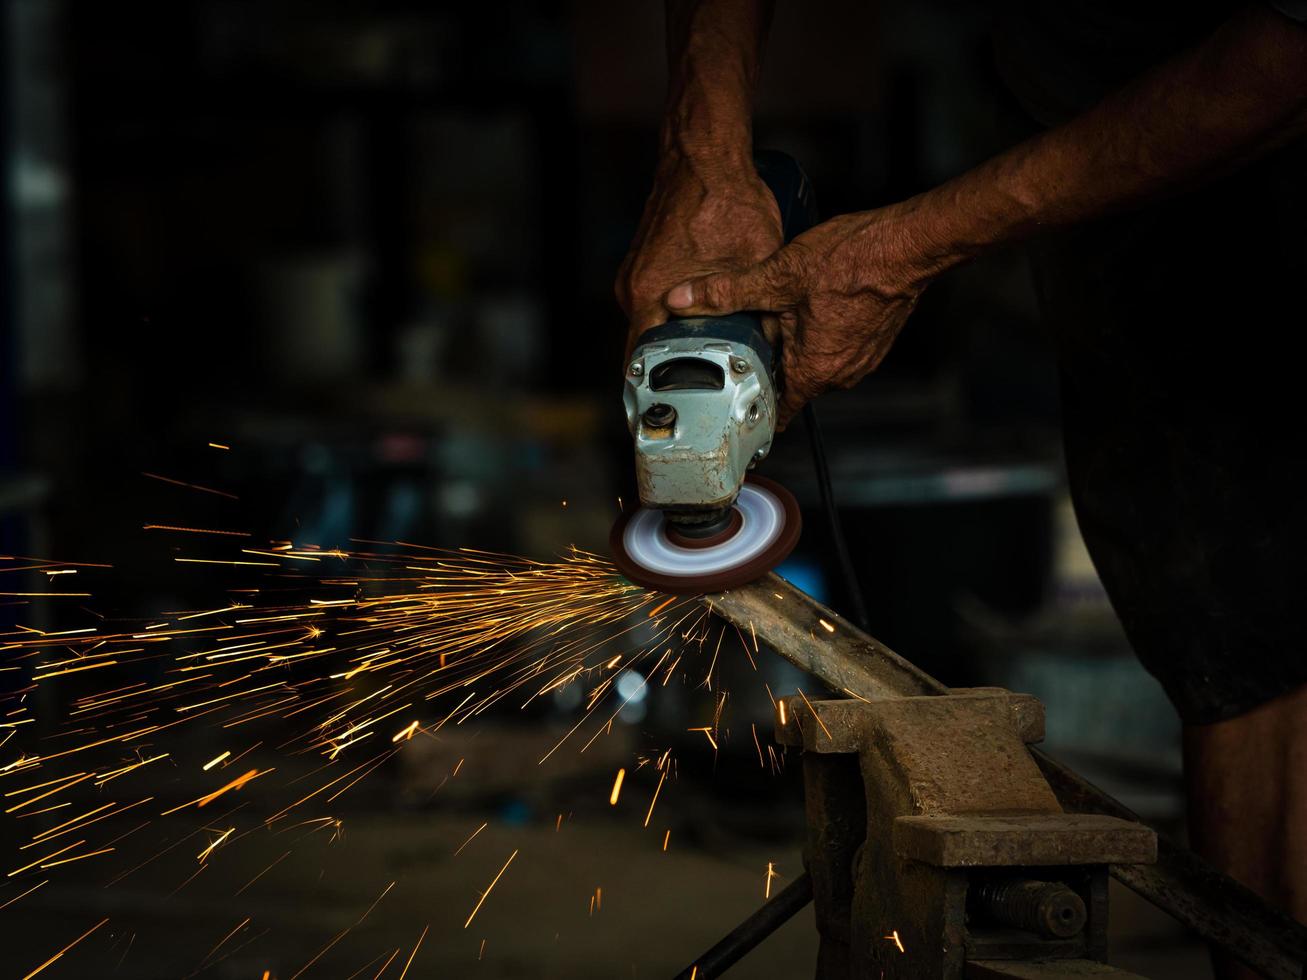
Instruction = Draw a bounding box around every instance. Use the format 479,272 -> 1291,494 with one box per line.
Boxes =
703,572 -> 1307,980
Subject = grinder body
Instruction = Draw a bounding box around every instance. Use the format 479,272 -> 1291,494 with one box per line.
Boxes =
623,315 -> 776,534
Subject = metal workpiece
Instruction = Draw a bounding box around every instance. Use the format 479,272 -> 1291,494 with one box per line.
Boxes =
705,576 -> 944,702
700,573 -> 1307,980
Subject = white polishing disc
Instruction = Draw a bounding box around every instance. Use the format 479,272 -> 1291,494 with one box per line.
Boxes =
621,481 -> 787,578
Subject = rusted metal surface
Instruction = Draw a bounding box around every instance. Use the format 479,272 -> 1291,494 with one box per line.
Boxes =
894,815 -> 1156,869
803,752 -> 863,975
705,572 -> 1307,980
965,961 -> 1148,979
776,689 -> 1046,751
773,687 -> 1142,978
779,692 -> 1065,818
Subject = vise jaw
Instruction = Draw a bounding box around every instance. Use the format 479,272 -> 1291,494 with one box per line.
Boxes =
776,688 -> 1157,980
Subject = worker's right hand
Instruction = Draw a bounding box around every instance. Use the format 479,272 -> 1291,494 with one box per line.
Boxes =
616,149 -> 783,360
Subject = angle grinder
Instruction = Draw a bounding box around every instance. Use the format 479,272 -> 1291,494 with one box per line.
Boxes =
611,151 -> 815,594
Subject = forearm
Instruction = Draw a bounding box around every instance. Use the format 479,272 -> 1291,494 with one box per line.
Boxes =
919,4 -> 1307,272
661,0 -> 774,172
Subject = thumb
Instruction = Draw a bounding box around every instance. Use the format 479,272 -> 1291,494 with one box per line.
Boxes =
664,253 -> 799,317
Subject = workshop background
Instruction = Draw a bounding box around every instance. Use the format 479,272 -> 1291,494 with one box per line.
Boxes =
0,1 -> 1204,977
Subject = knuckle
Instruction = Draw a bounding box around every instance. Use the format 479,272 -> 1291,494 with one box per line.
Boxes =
702,275 -> 734,310
764,247 -> 810,301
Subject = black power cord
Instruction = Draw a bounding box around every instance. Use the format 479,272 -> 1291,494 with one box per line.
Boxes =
802,402 -> 870,631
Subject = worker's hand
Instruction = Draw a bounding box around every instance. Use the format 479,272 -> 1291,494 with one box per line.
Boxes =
663,201 -> 945,428
616,150 -> 783,359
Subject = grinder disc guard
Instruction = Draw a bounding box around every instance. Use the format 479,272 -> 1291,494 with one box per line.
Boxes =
610,476 -> 801,594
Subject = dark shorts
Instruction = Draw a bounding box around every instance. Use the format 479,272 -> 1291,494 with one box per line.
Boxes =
1024,137 -> 1307,725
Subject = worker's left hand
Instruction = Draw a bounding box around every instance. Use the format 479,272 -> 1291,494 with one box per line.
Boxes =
663,201 -> 945,429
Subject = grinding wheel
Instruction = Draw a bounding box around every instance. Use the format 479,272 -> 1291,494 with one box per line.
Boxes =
610,475 -> 802,594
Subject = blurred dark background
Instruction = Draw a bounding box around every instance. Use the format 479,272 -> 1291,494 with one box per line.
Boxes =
1,1 -> 1202,976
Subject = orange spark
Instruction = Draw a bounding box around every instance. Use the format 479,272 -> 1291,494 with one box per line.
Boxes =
796,688 -> 833,742
21,917 -> 109,980
398,925 -> 429,980
141,471 -> 238,500
142,524 -> 250,537
197,827 -> 234,863
647,595 -> 677,618
643,770 -> 667,828
765,861 -> 779,899
609,768 -> 626,806
391,720 -> 419,742
463,850 -> 518,928
453,822 -> 487,856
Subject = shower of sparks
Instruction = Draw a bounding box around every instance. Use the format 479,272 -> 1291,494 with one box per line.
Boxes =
0,539 -> 758,969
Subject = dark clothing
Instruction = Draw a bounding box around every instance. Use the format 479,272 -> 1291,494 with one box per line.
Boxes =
994,1 -> 1307,128
994,4 -> 1307,723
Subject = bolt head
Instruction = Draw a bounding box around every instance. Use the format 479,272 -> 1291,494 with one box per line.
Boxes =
628,362 -> 643,377
731,358 -> 750,374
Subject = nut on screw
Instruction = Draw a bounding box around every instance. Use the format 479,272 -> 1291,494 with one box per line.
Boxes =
642,403 -> 677,428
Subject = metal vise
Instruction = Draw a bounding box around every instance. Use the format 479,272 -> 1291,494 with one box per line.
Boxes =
776,687 -> 1158,979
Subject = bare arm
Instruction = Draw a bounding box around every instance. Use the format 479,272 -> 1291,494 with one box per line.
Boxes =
616,1 -> 780,355
660,0 -> 771,168
930,4 -> 1307,268
664,5 -> 1307,424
